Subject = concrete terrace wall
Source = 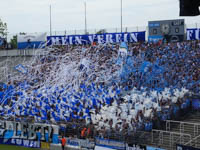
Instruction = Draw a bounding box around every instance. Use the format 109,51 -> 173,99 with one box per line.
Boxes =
0,49 -> 45,83
0,49 -> 46,57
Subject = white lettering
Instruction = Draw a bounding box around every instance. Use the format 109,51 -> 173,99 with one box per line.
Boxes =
69,37 -> 73,45
75,36 -> 82,45
106,34 -> 113,43
187,30 -> 193,40
6,121 -> 13,131
130,33 -> 138,42
16,139 -> 22,145
61,36 -> 68,45
52,125 -> 59,135
11,139 -> 16,144
28,124 -> 36,140
51,37 -> 60,45
97,35 -> 104,44
124,34 -> 128,42
20,122 -> 27,139
23,140 -> 30,147
29,141 -> 34,147
88,35 -> 96,43
33,141 -> 37,148
195,29 -> 200,40
116,34 -> 122,43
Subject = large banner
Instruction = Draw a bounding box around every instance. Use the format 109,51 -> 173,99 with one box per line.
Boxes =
187,29 -> 200,40
95,137 -> 126,150
17,33 -> 46,49
146,146 -> 165,150
0,121 -> 59,144
126,144 -> 146,150
66,138 -> 95,149
47,32 -> 146,46
177,144 -> 200,150
0,138 -> 40,148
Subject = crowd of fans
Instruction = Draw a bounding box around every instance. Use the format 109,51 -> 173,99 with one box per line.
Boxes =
0,40 -> 199,137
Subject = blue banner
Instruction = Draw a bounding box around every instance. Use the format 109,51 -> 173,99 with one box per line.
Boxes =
78,139 -> 95,149
187,28 -> 200,40
0,138 -> 40,148
67,138 -> 80,147
148,36 -> 163,43
126,144 -> 146,150
17,33 -> 46,49
95,137 -> 125,150
177,144 -> 200,150
146,146 -> 165,150
47,32 -> 145,46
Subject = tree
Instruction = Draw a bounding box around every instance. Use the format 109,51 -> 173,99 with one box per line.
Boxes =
0,18 -> 7,38
10,35 -> 17,49
96,29 -> 107,34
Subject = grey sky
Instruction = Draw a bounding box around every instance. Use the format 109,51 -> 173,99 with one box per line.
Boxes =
0,0 -> 200,34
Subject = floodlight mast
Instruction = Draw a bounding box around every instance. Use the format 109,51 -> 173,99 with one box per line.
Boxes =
84,1 -> 87,35
121,0 -> 123,33
50,5 -> 52,36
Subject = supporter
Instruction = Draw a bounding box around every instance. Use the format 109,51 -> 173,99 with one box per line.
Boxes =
81,127 -> 87,139
0,40 -> 199,138
61,136 -> 66,150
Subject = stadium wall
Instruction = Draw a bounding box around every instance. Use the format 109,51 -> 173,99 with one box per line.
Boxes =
0,49 -> 45,83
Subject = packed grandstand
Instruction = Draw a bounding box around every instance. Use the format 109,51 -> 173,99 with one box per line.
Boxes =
0,40 -> 199,138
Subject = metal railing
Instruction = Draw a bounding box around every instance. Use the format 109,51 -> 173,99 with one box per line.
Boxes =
151,129 -> 192,150
185,134 -> 200,148
166,120 -> 200,137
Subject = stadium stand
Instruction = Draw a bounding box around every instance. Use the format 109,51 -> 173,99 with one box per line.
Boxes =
0,40 -> 199,150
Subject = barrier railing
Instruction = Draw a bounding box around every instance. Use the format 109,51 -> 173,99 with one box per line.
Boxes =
185,134 -> 200,148
166,120 -> 200,137
151,129 -> 192,150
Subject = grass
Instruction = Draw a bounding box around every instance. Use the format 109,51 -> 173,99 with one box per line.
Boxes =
0,144 -> 40,150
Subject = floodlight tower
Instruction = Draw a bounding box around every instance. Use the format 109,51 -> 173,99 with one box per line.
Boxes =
84,1 -> 87,34
121,0 -> 123,33
50,5 -> 52,36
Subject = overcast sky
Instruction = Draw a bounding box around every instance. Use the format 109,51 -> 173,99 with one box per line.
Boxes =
0,0 -> 200,35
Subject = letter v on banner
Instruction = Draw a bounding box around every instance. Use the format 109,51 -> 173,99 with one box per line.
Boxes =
88,35 -> 96,43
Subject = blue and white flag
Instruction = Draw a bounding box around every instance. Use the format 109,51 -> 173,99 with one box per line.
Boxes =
15,64 -> 28,74
119,42 -> 128,57
117,42 -> 128,65
17,33 -> 46,49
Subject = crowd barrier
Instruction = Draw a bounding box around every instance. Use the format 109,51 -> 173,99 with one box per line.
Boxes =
177,144 -> 200,150
0,134 -> 200,150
